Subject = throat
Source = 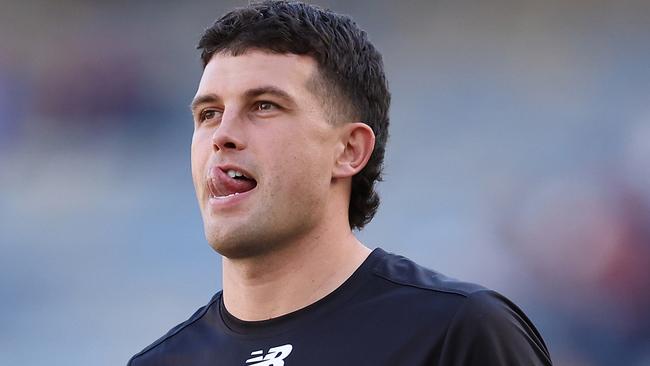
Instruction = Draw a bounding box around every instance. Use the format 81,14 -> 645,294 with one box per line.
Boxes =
221,240 -> 372,321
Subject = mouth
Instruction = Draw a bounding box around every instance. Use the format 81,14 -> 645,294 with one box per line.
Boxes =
207,165 -> 258,200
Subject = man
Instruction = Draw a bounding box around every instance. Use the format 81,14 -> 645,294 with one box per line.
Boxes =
129,1 -> 552,365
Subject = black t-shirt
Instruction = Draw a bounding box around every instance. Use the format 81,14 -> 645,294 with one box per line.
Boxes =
128,248 -> 552,365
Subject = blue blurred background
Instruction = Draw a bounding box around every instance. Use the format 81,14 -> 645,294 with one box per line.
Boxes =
1,0 -> 649,365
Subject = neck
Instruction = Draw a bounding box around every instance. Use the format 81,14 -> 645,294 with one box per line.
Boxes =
221,223 -> 370,321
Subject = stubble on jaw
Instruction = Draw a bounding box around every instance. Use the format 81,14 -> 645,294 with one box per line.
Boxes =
203,213 -> 320,261
202,179 -> 327,261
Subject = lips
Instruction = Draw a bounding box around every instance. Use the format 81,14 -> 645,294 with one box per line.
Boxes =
207,165 -> 257,198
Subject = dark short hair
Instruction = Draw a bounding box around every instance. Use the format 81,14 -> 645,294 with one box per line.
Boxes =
198,0 -> 390,230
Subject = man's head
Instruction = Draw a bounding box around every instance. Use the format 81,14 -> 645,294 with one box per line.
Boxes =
191,1 -> 390,256
198,1 -> 390,229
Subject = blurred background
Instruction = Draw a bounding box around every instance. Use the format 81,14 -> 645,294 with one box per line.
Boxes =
1,0 -> 649,365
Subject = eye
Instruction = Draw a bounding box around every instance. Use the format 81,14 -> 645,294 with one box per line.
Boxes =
198,109 -> 221,122
254,101 -> 279,112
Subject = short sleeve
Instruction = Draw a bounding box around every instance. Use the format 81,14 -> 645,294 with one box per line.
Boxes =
437,290 -> 552,366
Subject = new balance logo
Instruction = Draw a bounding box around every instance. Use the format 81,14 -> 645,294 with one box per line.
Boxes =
245,344 -> 293,366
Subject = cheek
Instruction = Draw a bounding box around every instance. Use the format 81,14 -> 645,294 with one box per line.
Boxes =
190,132 -> 210,189
284,140 -> 333,191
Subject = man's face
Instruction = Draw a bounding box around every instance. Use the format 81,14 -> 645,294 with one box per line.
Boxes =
191,50 -> 341,258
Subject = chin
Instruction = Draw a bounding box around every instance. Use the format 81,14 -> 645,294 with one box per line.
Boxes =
201,208 -> 319,259
205,227 -> 271,259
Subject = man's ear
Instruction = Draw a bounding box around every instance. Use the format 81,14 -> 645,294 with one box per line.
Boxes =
332,122 -> 375,179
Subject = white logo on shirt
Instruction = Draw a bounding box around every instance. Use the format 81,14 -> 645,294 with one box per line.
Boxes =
245,344 -> 293,366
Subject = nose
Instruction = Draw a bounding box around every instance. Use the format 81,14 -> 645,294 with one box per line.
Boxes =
211,110 -> 246,151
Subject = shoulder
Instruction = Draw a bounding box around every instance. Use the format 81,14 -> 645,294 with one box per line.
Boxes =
371,249 -> 488,297
370,249 -> 552,365
367,250 -> 513,322
368,249 -> 505,325
127,293 -> 221,366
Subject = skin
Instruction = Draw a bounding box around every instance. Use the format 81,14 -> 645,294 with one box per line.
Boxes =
190,50 -> 376,321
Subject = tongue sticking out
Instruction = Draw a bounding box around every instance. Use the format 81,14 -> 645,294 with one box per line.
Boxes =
208,167 -> 257,198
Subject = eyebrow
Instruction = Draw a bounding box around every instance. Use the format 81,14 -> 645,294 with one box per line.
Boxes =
244,86 -> 295,105
190,93 -> 221,114
190,85 -> 296,113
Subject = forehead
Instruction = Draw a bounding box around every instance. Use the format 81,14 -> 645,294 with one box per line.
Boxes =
196,50 -> 318,99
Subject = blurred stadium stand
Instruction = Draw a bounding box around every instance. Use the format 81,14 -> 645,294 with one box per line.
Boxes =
1,1 -> 649,365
